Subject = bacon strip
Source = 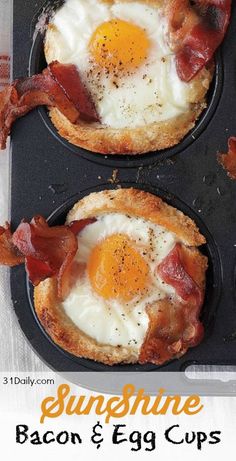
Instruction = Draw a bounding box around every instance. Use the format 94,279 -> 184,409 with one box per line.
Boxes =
68,218 -> 97,235
218,137 -> 236,180
48,61 -> 98,123
0,223 -> 24,266
0,216 -> 96,299
12,216 -> 77,297
139,243 -> 206,365
139,298 -> 204,365
167,0 -> 231,81
0,61 -> 99,150
157,243 -> 203,306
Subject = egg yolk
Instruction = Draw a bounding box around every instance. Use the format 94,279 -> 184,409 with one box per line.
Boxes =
87,234 -> 149,302
89,19 -> 150,71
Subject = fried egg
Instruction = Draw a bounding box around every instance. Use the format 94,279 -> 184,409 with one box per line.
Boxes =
46,0 -> 193,129
62,213 -> 177,353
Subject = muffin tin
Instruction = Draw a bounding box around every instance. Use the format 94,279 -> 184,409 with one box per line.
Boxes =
10,0 -> 236,378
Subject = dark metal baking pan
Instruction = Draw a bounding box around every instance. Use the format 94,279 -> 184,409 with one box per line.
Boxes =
10,0 -> 236,376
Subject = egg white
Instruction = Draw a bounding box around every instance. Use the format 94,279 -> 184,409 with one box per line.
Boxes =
62,213 -> 178,353
47,0 -> 192,129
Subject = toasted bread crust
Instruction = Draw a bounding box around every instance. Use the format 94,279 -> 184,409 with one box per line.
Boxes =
34,188 -> 207,366
48,101 -> 207,155
44,0 -> 214,155
67,188 -> 206,246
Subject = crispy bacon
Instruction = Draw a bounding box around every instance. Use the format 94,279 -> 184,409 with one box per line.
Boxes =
68,218 -> 97,235
0,216 -> 96,299
139,243 -> 206,365
0,223 -> 24,266
48,61 -> 98,123
218,136 -> 236,180
25,256 -> 55,285
11,216 -> 96,299
0,61 -> 99,150
167,0 -> 231,81
12,215 -> 79,300
139,298 -> 204,365
157,243 -> 203,306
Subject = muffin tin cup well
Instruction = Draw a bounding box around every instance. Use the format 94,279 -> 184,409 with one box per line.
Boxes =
29,1 -> 223,169
11,182 -> 222,373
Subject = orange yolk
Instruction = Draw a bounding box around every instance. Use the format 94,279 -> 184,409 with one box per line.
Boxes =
87,234 -> 150,302
89,19 -> 150,71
